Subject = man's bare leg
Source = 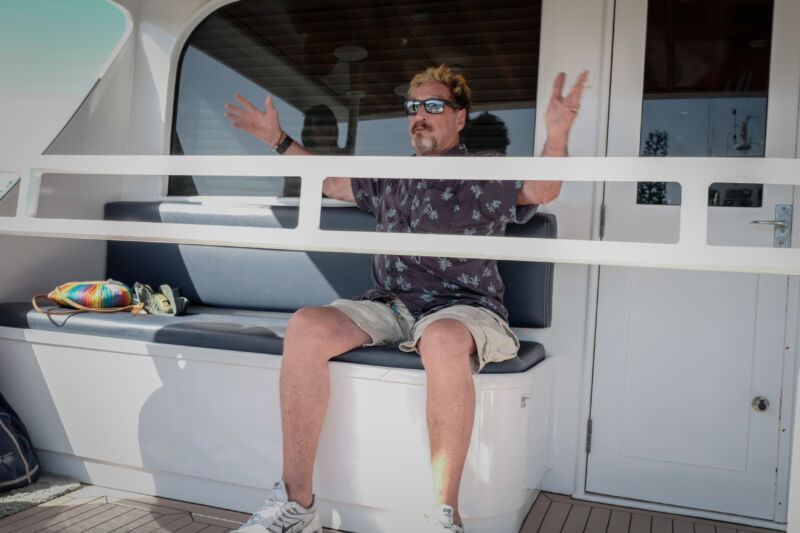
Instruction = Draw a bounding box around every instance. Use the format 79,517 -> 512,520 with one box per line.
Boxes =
418,319 -> 477,526
280,306 -> 371,507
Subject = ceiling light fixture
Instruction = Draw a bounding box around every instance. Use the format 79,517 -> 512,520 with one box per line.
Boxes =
334,45 -> 368,62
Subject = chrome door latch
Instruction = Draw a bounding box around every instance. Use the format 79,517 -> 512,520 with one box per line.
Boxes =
752,396 -> 770,412
751,205 -> 792,248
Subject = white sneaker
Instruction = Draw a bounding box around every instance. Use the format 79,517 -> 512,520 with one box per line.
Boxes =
233,481 -> 322,533
425,504 -> 464,532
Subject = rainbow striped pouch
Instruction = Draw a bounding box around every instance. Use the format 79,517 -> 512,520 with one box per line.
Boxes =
32,280 -> 143,315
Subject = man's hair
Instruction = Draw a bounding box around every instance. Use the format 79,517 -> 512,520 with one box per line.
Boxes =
407,65 -> 472,112
407,65 -> 472,141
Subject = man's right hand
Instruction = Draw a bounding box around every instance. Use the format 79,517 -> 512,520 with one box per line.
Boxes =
225,94 -> 283,146
226,93 -> 354,201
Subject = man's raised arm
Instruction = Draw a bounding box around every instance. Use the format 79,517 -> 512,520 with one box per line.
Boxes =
225,94 -> 354,201
517,70 -> 589,206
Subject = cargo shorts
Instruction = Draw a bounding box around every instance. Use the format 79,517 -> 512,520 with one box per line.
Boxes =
328,298 -> 520,373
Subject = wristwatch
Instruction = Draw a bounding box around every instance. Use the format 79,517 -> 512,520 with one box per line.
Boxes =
274,133 -> 293,155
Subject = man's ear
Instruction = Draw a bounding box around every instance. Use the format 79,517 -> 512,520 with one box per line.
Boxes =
457,108 -> 467,131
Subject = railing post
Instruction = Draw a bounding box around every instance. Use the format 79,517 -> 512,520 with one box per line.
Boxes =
677,177 -> 708,248
296,173 -> 323,231
15,168 -> 41,218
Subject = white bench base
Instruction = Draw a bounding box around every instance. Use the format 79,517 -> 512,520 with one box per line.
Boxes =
0,326 -> 554,533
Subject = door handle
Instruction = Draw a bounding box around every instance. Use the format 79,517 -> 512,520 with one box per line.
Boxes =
750,219 -> 787,229
750,205 -> 792,248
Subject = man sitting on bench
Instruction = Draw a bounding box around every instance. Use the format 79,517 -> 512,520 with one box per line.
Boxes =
225,65 -> 588,533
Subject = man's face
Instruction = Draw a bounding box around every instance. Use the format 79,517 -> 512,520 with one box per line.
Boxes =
408,82 -> 466,156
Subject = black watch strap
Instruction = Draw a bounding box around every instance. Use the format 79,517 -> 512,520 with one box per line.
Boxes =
275,134 -> 293,155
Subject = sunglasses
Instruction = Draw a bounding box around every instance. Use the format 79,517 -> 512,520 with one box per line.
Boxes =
403,98 -> 463,115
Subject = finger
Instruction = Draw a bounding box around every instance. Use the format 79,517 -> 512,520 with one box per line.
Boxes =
234,93 -> 258,112
224,106 -> 247,119
265,94 -> 276,112
565,70 -> 590,106
551,72 -> 566,101
225,111 -> 247,122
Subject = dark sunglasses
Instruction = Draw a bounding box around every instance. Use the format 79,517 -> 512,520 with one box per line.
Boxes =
403,98 -> 462,115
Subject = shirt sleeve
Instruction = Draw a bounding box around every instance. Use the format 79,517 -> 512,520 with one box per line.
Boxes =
479,180 -> 537,224
351,178 -> 383,215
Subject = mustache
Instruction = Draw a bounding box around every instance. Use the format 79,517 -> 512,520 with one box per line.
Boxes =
412,124 -> 432,133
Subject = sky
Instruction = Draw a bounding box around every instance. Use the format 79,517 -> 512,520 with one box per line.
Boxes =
0,0 -> 126,160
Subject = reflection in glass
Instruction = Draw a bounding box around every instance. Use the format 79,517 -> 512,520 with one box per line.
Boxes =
170,0 -> 542,197
638,0 -> 773,206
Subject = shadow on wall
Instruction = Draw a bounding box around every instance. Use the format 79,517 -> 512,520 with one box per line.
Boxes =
138,338 -> 284,512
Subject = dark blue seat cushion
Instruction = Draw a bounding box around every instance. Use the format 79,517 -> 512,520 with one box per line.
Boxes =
0,302 -> 545,374
104,202 -> 556,328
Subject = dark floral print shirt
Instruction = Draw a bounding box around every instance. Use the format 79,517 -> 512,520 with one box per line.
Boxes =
350,144 -> 537,321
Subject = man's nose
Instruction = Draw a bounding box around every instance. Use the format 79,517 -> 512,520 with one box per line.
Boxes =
410,113 -> 428,126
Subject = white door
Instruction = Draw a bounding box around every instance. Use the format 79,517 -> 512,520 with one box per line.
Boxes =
586,0 -> 798,521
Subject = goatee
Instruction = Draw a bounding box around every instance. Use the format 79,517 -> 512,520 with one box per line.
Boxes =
412,134 -> 437,155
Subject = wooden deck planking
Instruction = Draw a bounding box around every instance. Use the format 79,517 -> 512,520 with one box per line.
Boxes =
539,500 -> 572,532
562,504 -> 592,533
628,513 -> 652,533
0,485 -> 787,532
584,507 -> 611,533
584,507 -> 612,533
62,505 -> 133,532
521,492 -> 552,533
651,515 -> 672,533
83,508 -> 151,532
535,492 -> 782,533
606,509 -> 632,533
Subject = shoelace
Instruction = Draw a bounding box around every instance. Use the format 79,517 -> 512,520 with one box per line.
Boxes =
243,500 -> 284,527
266,502 -> 311,532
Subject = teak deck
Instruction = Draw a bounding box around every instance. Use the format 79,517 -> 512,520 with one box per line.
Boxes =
0,485 -> 782,533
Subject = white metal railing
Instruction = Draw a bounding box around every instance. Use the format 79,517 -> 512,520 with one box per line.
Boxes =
0,154 -> 798,275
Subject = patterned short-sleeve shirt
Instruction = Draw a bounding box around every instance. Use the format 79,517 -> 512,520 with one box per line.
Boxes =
351,144 -> 537,321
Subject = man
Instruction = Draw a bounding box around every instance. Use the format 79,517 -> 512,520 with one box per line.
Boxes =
225,65 -> 587,533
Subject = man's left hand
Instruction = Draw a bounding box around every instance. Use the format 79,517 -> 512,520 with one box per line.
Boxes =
544,70 -> 589,150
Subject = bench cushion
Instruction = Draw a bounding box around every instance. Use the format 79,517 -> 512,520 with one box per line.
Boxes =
0,302 -> 545,374
104,202 -> 556,328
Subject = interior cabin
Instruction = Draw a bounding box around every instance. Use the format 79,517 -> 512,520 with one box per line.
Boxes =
1,0 -> 799,532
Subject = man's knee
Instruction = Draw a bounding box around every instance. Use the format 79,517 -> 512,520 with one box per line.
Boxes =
284,306 -> 368,359
418,319 -> 475,372
287,306 -> 334,337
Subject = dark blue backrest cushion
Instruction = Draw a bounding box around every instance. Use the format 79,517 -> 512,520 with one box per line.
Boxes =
104,202 -> 555,327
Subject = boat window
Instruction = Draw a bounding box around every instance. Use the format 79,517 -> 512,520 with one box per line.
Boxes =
638,0 -> 773,206
169,0 -> 541,197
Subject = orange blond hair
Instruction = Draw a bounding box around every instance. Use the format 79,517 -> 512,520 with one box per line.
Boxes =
407,65 -> 472,113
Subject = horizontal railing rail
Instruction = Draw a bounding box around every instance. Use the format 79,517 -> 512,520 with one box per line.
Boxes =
0,154 -> 798,275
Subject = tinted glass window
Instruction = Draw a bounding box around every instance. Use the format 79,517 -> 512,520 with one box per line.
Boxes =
170,0 -> 541,196
638,0 -> 773,206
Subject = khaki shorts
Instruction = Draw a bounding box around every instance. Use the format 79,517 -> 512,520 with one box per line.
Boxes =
328,298 -> 520,373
